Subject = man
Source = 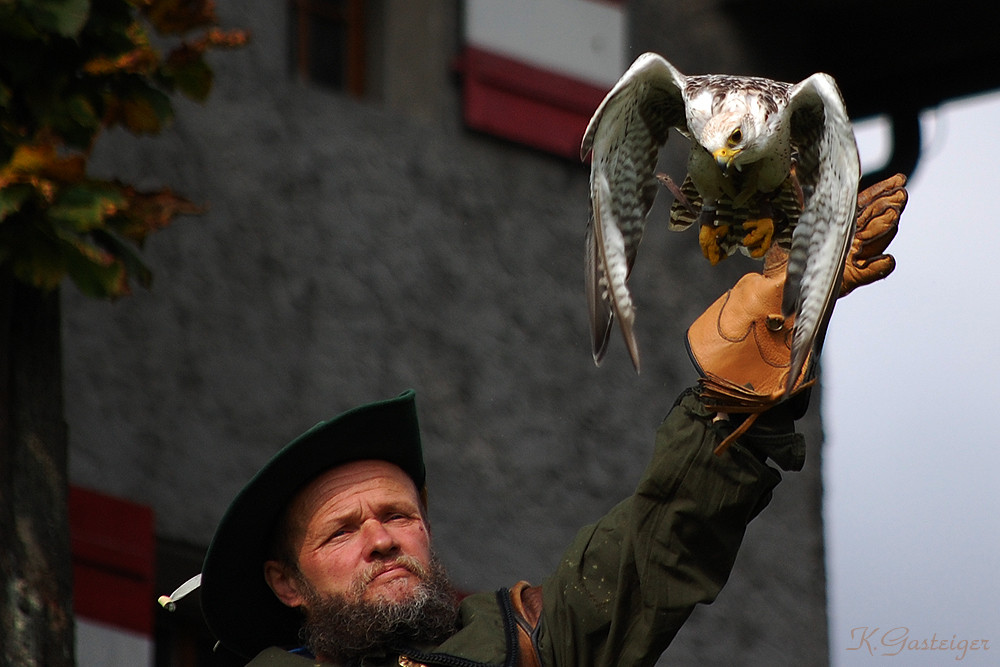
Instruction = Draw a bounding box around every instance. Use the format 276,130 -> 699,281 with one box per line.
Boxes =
181,176 -> 906,665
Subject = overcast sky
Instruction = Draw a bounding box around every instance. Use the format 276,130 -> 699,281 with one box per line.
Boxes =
825,90 -> 1000,665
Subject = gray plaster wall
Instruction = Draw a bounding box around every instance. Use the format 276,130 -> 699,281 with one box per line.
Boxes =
61,2 -> 828,664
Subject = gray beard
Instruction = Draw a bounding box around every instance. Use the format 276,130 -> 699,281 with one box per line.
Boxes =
296,554 -> 459,664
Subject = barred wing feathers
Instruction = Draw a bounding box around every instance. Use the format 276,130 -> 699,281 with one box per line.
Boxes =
782,73 -> 860,392
581,53 -> 688,371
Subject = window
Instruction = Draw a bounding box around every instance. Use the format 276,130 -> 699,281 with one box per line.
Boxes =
288,0 -> 365,95
459,0 -> 625,159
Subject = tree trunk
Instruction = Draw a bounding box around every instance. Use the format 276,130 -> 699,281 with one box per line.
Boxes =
0,272 -> 75,667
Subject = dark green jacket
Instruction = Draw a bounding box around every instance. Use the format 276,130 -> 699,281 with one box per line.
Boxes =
247,390 -> 786,667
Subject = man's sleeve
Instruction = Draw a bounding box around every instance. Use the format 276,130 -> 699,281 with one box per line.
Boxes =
535,389 -> 783,667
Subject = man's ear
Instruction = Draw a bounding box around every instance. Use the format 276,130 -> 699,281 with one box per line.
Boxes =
263,560 -> 306,608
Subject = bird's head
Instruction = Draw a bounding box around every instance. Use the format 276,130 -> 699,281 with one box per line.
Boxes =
700,111 -> 759,175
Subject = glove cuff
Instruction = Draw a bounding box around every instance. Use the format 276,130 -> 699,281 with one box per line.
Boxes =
727,397 -> 809,471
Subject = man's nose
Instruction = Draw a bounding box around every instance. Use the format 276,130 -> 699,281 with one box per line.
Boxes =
361,519 -> 398,557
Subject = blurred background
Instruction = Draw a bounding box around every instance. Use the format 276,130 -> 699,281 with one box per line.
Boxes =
61,1 -> 998,665
826,97 -> 1000,665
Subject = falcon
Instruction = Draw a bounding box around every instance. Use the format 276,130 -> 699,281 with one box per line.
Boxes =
582,52 -> 860,395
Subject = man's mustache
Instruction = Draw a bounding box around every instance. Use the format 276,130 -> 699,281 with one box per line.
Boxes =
352,555 -> 428,594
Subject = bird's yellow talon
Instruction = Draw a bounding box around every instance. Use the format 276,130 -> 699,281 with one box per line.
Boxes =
699,223 -> 729,265
742,217 -> 774,258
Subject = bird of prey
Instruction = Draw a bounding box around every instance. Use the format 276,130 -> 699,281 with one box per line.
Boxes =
582,52 -> 860,395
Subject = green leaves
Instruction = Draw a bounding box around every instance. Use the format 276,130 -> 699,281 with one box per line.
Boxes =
22,0 -> 91,37
0,184 -> 33,220
0,0 -> 247,298
163,51 -> 213,102
120,84 -> 175,134
0,141 -> 205,296
48,183 -> 126,231
0,0 -> 91,39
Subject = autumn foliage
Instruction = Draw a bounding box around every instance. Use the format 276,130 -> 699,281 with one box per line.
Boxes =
0,0 -> 247,298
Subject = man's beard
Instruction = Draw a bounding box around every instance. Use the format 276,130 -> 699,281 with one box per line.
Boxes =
296,553 -> 460,663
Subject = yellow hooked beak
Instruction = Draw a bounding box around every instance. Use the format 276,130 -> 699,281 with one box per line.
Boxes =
713,147 -> 740,173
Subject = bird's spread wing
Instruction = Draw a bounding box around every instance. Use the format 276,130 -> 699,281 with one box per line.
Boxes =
581,53 -> 688,371
782,73 -> 860,392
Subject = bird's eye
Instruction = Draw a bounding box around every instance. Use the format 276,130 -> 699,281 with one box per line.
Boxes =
728,128 -> 743,146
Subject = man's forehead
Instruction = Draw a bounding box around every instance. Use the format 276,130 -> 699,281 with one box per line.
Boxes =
293,459 -> 420,515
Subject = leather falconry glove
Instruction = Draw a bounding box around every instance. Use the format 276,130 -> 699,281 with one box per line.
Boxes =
841,173 -> 906,297
686,174 -> 907,456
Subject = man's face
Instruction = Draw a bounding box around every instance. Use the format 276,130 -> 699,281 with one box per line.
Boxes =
266,459 -> 433,608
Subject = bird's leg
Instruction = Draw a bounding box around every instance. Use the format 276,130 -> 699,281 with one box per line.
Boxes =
657,173 -> 697,215
732,173 -> 774,257
697,205 -> 728,265
742,197 -> 774,258
789,163 -> 805,209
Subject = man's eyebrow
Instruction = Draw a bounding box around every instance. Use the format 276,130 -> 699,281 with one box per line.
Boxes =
304,504 -> 363,537
375,498 -> 422,516
303,490 -> 424,530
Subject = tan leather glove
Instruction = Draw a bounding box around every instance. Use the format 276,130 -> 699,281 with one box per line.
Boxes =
841,173 -> 906,297
687,174 -> 907,454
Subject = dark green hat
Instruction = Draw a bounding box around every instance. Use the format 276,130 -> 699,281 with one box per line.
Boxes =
200,389 -> 425,659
